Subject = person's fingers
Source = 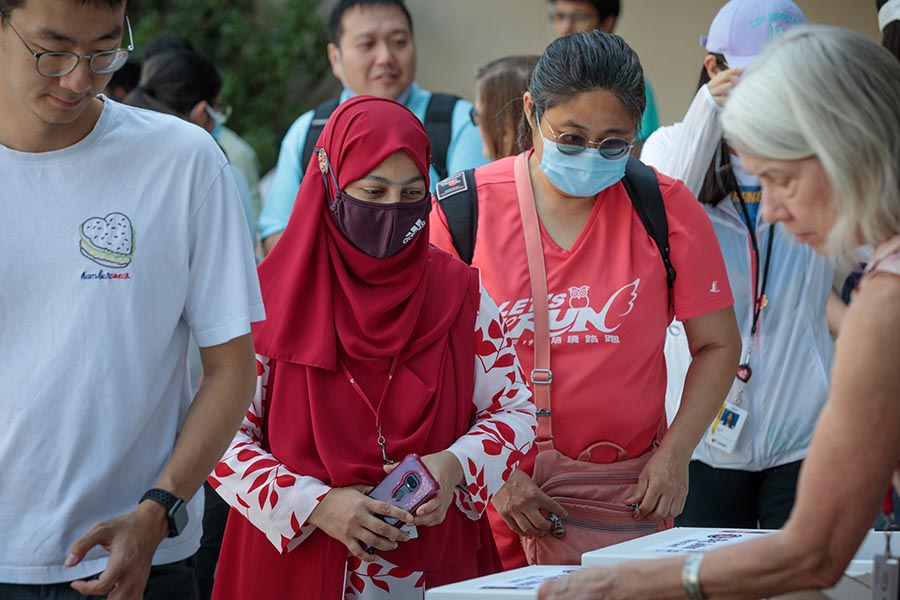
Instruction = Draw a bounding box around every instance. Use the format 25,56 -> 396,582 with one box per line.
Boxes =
357,526 -> 399,553
66,523 -> 106,567
364,498 -> 414,525
634,484 -> 662,521
517,505 -> 555,536
498,510 -> 528,537
624,477 -> 647,507
362,514 -> 409,543
348,539 -> 378,562
70,565 -> 119,596
534,494 -> 568,519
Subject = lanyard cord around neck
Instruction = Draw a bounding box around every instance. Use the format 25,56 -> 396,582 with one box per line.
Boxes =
736,189 -> 775,337
339,359 -> 399,465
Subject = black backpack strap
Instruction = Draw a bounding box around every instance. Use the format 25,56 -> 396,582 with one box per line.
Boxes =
424,93 -> 460,181
622,157 -> 677,301
301,97 -> 341,172
434,169 -> 478,264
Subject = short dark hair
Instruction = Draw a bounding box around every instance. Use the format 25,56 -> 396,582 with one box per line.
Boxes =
125,50 -> 221,118
328,0 -> 413,45
525,30 -> 645,138
547,0 -> 620,21
0,0 -> 126,21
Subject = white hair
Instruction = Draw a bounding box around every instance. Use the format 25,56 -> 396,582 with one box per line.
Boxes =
721,25 -> 900,259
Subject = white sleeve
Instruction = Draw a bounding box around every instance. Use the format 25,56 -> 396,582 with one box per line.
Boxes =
184,163 -> 264,348
447,285 -> 537,519
640,85 -> 722,197
209,356 -> 332,554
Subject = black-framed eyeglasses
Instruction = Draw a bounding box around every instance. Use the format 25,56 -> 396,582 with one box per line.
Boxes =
540,113 -> 633,160
469,106 -> 479,127
7,15 -> 134,78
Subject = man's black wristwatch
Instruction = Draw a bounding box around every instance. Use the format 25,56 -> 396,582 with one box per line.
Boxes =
140,488 -> 188,538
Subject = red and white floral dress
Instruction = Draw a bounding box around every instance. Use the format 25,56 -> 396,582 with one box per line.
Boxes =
209,286 -> 536,599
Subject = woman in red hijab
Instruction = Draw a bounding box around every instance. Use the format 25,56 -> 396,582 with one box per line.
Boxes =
209,96 -> 536,599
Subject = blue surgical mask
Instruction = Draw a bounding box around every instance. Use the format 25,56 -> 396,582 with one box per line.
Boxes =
211,120 -> 222,142
538,135 -> 629,197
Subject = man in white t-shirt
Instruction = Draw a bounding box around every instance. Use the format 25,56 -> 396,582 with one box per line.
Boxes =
0,1 -> 264,598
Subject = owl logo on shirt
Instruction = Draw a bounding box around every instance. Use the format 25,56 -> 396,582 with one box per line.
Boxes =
568,286 -> 591,309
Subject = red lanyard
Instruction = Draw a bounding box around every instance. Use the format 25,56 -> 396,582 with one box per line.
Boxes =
339,359 -> 398,465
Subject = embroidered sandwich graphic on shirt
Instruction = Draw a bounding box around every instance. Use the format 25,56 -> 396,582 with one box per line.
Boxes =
79,212 -> 135,268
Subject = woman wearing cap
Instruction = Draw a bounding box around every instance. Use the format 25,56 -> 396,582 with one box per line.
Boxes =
540,24 -> 900,599
430,30 -> 740,570
641,0 -> 836,530
208,96 -> 536,599
878,0 -> 900,60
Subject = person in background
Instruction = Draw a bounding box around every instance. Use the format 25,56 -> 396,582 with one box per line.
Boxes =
471,55 -> 537,161
209,96 -> 536,599
259,0 -> 487,255
103,57 -> 139,101
430,30 -> 740,570
546,0 -> 658,143
0,0 -> 263,597
879,0 -> 900,60
142,33 -> 264,231
539,24 -> 900,599
125,49 -> 259,600
127,50 -> 256,248
641,0 -> 834,531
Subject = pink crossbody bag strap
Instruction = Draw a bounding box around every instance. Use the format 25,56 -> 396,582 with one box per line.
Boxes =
514,153 -> 555,453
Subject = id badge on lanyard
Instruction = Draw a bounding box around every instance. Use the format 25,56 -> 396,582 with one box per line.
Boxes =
874,489 -> 900,599
704,216 -> 774,455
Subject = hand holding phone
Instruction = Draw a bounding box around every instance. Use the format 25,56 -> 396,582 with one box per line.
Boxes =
360,454 -> 440,553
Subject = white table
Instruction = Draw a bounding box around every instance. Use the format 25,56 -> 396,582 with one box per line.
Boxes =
582,526 -> 887,576
426,528 -> 891,599
426,565 -> 581,599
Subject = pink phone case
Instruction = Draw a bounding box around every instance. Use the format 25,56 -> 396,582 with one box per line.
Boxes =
360,454 -> 441,553
367,453 -> 441,517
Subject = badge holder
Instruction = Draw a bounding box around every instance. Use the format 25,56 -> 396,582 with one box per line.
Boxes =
703,344 -> 752,454
873,488 -> 900,600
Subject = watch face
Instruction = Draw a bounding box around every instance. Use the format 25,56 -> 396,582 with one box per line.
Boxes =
169,501 -> 189,537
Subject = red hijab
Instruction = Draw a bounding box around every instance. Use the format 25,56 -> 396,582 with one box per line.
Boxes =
215,97 -> 496,599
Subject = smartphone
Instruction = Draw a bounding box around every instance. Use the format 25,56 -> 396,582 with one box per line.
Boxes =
360,454 -> 441,553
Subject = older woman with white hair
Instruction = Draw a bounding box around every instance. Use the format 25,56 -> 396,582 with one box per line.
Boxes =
538,24 -> 900,600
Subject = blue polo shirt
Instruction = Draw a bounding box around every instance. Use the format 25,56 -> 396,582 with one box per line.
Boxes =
259,83 -> 487,241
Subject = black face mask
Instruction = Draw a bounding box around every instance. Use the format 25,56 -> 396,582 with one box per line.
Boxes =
330,190 -> 432,259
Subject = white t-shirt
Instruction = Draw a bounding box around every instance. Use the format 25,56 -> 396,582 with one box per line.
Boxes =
0,98 -> 265,584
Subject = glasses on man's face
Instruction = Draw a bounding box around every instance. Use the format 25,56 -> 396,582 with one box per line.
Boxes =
469,106 -> 479,127
547,11 -> 595,26
205,103 -> 233,125
7,16 -> 134,78
540,113 -> 633,160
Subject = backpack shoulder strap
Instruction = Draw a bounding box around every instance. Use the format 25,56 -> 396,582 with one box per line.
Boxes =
424,93 -> 460,181
434,169 -> 478,265
300,97 -> 341,172
621,157 -> 677,298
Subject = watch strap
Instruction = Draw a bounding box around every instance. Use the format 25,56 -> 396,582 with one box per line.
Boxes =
140,488 -> 185,537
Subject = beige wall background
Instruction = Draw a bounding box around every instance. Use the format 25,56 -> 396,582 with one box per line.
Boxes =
404,0 -> 882,127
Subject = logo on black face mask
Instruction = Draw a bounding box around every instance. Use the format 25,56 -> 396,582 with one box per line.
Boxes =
403,219 -> 427,245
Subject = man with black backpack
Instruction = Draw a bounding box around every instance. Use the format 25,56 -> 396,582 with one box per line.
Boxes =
259,0 -> 486,254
